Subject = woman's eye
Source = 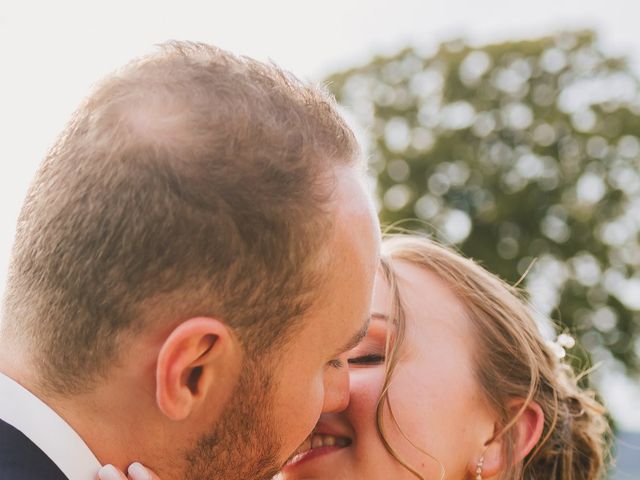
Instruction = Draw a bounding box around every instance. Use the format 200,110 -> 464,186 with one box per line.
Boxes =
348,354 -> 385,365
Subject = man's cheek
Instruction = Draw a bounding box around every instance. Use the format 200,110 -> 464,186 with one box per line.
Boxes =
281,374 -> 324,439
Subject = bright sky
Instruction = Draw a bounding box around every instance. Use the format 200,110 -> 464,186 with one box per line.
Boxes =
1,0 -> 640,430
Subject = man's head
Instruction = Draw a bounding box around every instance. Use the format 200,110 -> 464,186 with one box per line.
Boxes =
179,166 -> 379,479
1,42 -> 380,478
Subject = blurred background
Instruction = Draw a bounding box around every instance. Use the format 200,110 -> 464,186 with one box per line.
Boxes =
1,1 -> 639,477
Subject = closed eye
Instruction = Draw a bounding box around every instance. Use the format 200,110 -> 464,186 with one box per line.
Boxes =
348,354 -> 385,365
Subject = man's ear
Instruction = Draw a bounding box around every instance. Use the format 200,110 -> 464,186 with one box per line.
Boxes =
474,399 -> 545,478
155,317 -> 241,421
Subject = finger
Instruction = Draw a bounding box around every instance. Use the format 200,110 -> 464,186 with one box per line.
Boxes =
97,464 -> 128,480
128,462 -> 162,480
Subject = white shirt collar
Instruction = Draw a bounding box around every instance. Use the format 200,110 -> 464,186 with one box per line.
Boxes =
0,371 -> 102,480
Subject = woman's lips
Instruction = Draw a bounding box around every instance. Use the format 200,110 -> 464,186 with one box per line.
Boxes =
283,433 -> 352,471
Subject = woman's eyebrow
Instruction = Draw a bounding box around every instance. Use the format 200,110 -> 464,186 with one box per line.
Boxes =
371,312 -> 389,322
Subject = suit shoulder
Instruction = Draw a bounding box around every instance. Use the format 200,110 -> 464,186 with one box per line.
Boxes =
0,419 -> 68,479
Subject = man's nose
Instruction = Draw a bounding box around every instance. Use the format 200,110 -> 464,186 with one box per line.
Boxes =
322,357 -> 350,413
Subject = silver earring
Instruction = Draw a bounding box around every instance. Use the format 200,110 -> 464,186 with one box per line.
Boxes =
475,456 -> 484,480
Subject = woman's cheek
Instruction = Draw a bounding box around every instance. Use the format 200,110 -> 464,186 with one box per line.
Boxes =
348,368 -> 417,480
348,368 -> 387,424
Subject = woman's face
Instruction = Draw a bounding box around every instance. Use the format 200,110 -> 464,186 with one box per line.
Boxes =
281,261 -> 497,480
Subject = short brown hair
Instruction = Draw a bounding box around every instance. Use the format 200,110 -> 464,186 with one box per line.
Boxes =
377,235 -> 610,480
2,41 -> 360,395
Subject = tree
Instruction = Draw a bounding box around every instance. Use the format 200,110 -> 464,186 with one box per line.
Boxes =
326,31 -> 640,377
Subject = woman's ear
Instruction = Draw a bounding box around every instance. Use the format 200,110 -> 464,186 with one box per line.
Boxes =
474,399 -> 545,478
155,317 -> 241,421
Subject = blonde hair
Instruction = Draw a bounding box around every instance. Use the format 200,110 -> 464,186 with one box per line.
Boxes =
376,234 -> 610,480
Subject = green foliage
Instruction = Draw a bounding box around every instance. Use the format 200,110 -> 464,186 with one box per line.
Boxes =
326,31 -> 640,376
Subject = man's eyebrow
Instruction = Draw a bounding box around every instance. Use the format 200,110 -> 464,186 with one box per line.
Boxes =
335,317 -> 371,356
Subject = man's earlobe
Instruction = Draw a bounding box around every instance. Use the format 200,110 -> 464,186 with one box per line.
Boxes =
472,399 -> 545,478
155,317 -> 240,421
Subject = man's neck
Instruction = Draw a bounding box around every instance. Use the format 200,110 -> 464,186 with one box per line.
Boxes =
0,347 -> 183,478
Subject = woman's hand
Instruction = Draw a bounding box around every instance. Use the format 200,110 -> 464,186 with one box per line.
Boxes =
97,462 -> 161,480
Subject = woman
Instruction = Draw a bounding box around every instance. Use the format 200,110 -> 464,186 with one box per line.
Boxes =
102,235 -> 609,480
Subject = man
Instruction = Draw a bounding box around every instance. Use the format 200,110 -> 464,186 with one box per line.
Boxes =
0,41 -> 379,480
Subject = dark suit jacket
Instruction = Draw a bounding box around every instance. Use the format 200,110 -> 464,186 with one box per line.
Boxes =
0,418 -> 68,479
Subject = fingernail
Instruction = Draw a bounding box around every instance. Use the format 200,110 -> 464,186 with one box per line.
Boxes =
97,465 -> 121,480
128,462 -> 151,480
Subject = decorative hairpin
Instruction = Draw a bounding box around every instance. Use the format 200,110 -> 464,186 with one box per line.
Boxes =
546,333 -> 576,359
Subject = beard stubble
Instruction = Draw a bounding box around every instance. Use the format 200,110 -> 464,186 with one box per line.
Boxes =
184,356 -> 284,480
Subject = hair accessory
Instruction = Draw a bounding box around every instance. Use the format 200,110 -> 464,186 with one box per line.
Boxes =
475,456 -> 484,480
546,333 -> 576,359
